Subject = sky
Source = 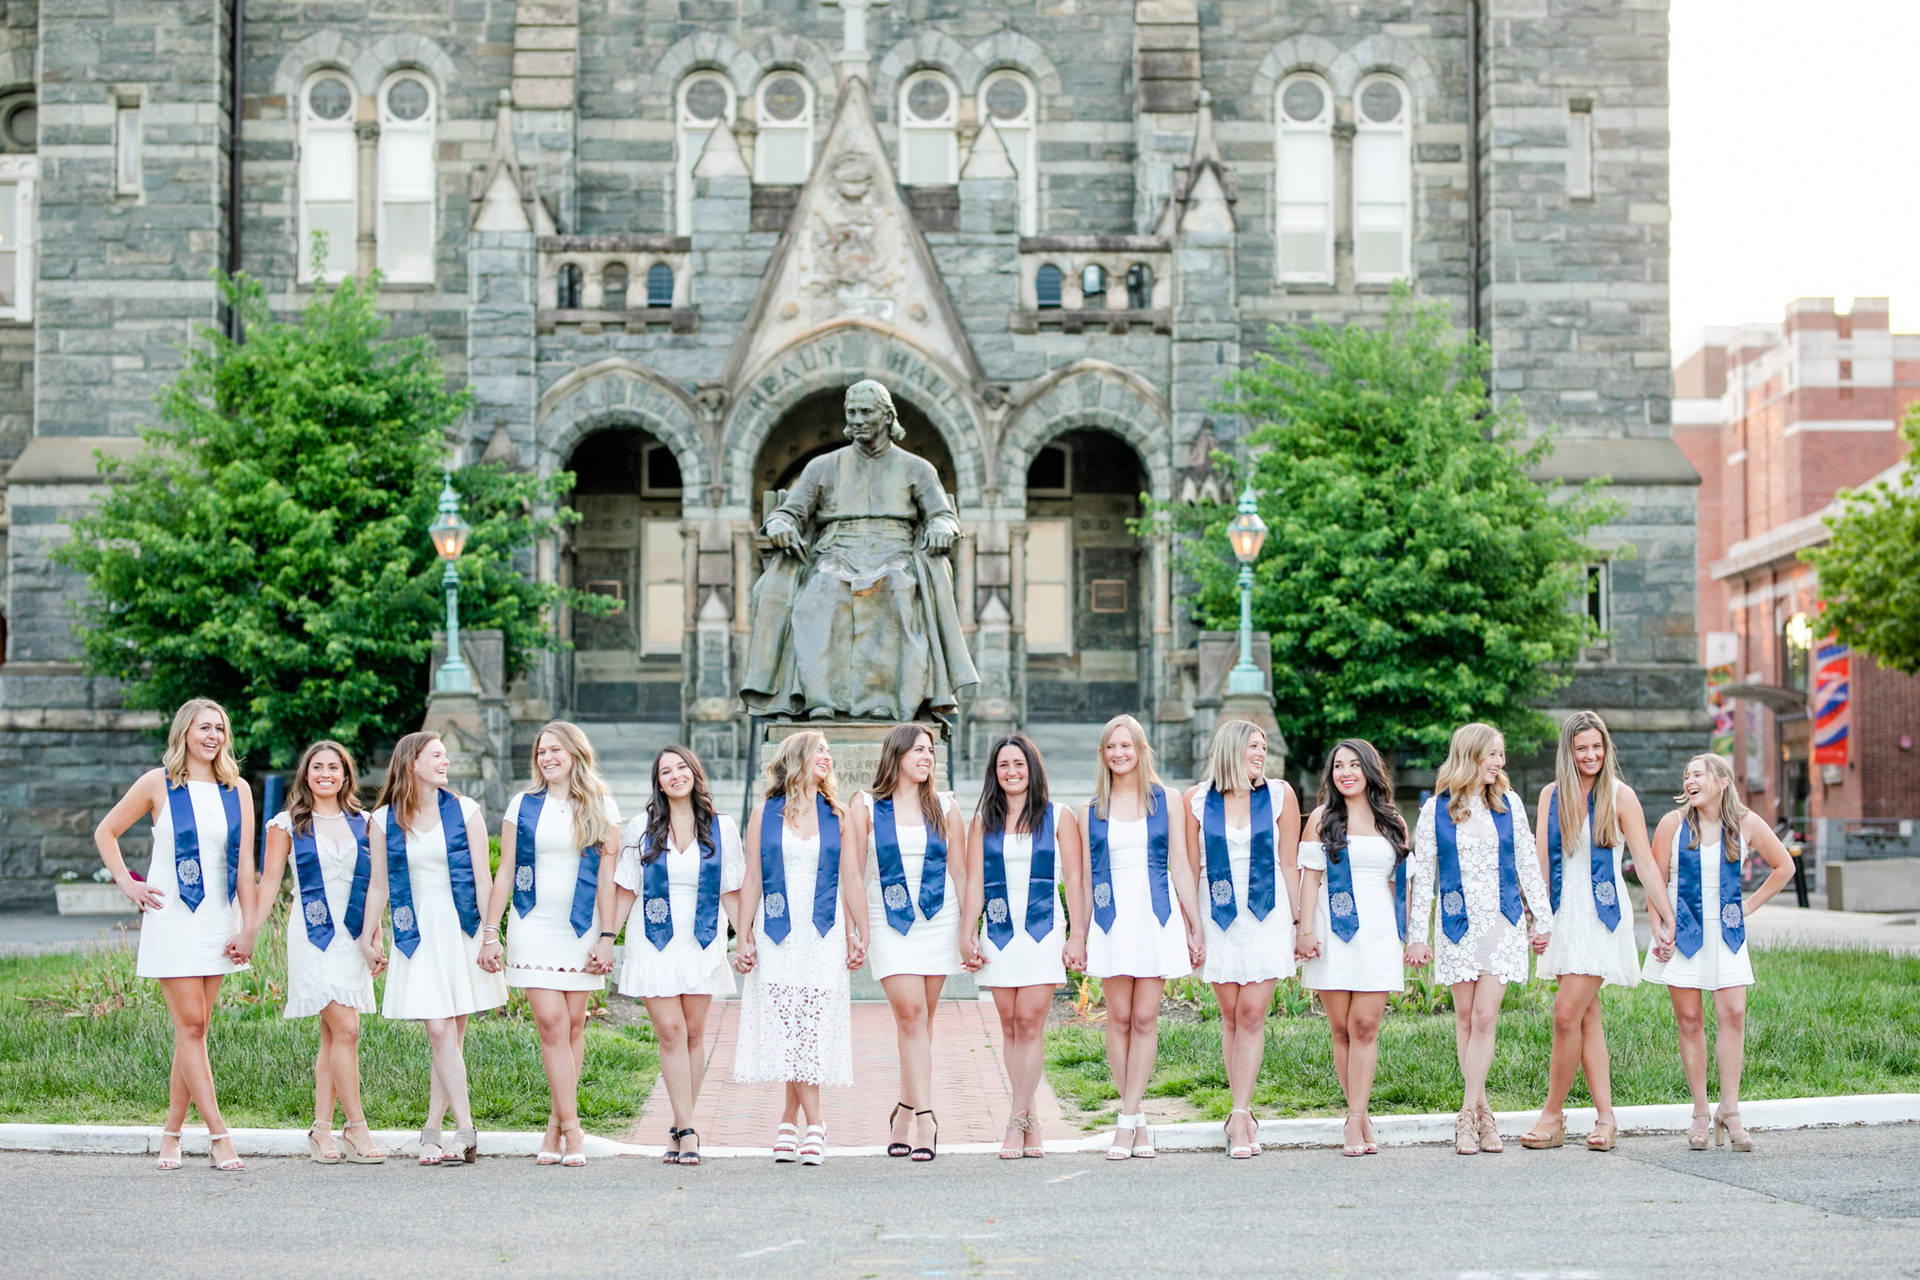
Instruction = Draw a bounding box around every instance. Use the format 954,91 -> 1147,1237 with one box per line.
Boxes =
1669,0 -> 1920,348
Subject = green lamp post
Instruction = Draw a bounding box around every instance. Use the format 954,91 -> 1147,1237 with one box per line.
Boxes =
1224,482 -> 1268,695
428,472 -> 474,695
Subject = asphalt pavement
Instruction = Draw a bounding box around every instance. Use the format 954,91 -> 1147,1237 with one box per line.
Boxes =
6,1123 -> 1916,1277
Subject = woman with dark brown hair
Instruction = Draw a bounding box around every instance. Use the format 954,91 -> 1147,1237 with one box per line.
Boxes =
852,722 -> 969,1161
360,730 -> 505,1166
257,739 -> 383,1164
610,744 -> 745,1167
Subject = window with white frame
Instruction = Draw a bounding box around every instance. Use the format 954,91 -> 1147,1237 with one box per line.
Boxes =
899,70 -> 958,185
115,96 -> 142,198
298,72 -> 357,282
1274,73 -> 1333,283
1566,100 -> 1594,199
376,72 -> 436,283
1025,518 -> 1073,655
676,71 -> 734,233
754,72 -> 814,185
980,69 -> 1037,234
0,157 -> 36,320
1352,74 -> 1411,283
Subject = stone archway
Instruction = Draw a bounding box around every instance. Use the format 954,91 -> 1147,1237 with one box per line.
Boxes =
537,358 -> 712,502
999,360 -> 1173,508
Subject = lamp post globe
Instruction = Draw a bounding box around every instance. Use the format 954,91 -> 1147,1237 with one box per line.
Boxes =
430,472 -> 475,694
1225,482 -> 1267,695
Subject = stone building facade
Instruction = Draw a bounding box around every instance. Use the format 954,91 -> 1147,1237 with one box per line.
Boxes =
0,0 -> 1704,905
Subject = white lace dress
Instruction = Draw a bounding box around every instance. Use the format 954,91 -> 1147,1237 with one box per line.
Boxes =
975,801 -> 1070,991
268,811 -> 376,1018
1189,787 -> 1295,985
378,797 -> 509,1021
860,792 -> 963,980
1537,781 -> 1641,987
1085,807 -> 1192,981
734,824 -> 854,1087
1409,792 -> 1553,986
1298,836 -> 1406,994
135,780 -> 249,980
1641,831 -> 1754,991
613,814 -> 745,999
501,792 -> 621,993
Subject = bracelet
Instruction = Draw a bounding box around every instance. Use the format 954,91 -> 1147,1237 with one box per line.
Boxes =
598,931 -> 616,939
481,926 -> 499,939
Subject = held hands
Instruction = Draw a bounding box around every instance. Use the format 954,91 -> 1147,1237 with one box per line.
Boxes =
117,873 -> 165,913
1063,939 -> 1087,974
732,936 -> 757,974
845,929 -> 868,971
1528,930 -> 1551,956
359,932 -> 388,975
959,935 -> 985,973
1186,926 -> 1206,970
1651,920 -> 1676,963
588,936 -> 616,976
1293,927 -> 1321,963
223,928 -> 258,965
1403,942 -> 1433,969
477,938 -> 504,973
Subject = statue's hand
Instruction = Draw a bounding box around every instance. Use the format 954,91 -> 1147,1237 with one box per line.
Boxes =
767,519 -> 805,557
921,522 -> 957,553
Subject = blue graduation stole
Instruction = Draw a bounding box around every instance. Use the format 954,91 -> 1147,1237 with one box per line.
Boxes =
1325,833 -> 1410,944
1433,791 -> 1521,944
511,790 -> 601,937
1675,828 -> 1745,957
640,827 -> 723,951
290,811 -> 371,950
758,794 -> 840,944
1547,787 -> 1622,931
1201,783 -> 1277,930
385,789 -> 481,958
872,795 -> 949,936
983,803 -> 1057,948
1086,785 -> 1171,934
167,780 -> 242,912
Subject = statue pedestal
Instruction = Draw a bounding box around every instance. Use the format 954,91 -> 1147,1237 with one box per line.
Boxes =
759,718 -> 953,796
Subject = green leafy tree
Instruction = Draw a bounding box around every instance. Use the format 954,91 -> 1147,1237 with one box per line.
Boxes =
1803,405 -> 1920,672
1161,290 -> 1618,770
57,271 -> 602,767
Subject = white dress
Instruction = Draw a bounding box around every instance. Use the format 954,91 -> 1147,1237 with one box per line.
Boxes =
1409,791 -> 1554,986
614,814 -> 745,999
269,811 -> 376,1017
136,780 -> 249,980
1298,836 -> 1406,994
1641,829 -> 1754,991
1085,804 -> 1192,981
502,791 -> 621,993
735,822 -> 854,1087
976,801 -> 1070,990
379,797 -> 509,1021
1537,781 -> 1642,987
1189,787 -> 1295,985
861,791 -> 963,980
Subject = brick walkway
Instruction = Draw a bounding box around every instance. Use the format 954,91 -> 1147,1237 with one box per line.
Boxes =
625,998 -> 1069,1153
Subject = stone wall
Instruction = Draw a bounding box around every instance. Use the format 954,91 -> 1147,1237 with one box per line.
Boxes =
0,715 -> 159,910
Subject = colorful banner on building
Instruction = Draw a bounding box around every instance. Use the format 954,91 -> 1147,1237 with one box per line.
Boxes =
1707,663 -> 1736,761
1813,641 -> 1850,767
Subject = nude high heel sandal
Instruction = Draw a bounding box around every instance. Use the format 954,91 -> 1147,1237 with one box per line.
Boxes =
1713,1106 -> 1754,1152
155,1130 -> 183,1172
1475,1101 -> 1504,1153
206,1130 -> 245,1173
306,1124 -> 343,1165
1454,1109 -> 1478,1156
1520,1116 -> 1566,1149
1686,1110 -> 1711,1151
1586,1120 -> 1617,1152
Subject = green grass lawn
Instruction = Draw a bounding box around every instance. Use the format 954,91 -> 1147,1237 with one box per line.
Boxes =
1046,949 -> 1920,1123
0,908 -> 658,1135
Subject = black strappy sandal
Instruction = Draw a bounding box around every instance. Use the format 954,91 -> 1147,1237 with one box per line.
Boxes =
677,1128 -> 701,1166
910,1109 -> 939,1162
663,1127 -> 685,1165
886,1101 -> 912,1158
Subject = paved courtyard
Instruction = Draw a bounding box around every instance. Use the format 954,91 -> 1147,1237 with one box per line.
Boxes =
5,1124 -> 1915,1277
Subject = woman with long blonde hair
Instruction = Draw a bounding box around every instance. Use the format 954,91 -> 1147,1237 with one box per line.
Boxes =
360,731 -> 506,1166
1519,712 -> 1664,1152
93,698 -> 259,1172
1641,754 -> 1794,1150
852,722 -> 970,1161
1082,714 -> 1203,1160
733,730 -> 866,1165
257,739 -> 383,1163
1406,722 -> 1553,1156
1179,718 -> 1301,1159
477,721 -> 620,1167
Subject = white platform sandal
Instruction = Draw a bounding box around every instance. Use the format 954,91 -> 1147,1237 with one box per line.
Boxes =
771,1121 -> 800,1162
1107,1112 -> 1139,1161
799,1123 -> 827,1166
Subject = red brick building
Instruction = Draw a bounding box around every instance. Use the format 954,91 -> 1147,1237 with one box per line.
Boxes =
1674,297 -> 1920,887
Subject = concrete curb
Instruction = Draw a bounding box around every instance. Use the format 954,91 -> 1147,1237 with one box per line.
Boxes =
6,1093 -> 1917,1159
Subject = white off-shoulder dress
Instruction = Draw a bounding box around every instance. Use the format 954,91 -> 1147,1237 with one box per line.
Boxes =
1189,787 -> 1295,985
860,792 -> 963,980
136,780 -> 249,980
1408,792 -> 1554,986
975,800 -> 1070,991
502,791 -> 621,993
614,814 -> 745,999
1298,836 -> 1406,993
1537,781 -> 1641,987
1641,830 -> 1754,991
268,810 -> 376,1017
734,823 -> 854,1087
1085,806 -> 1192,982
378,797 -> 508,1021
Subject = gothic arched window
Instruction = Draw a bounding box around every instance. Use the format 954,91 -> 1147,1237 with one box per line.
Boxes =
899,70 -> 958,185
376,71 -> 436,283
646,262 -> 674,308
1034,263 -> 1062,310
676,72 -> 735,234
1274,72 -> 1333,284
980,69 -> 1037,234
1353,73 -> 1412,283
755,72 -> 815,185
298,71 -> 356,282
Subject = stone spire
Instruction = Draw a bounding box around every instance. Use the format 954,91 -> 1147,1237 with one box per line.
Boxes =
472,89 -> 531,233
692,119 -> 749,179
960,118 -> 1017,181
1176,90 -> 1236,236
